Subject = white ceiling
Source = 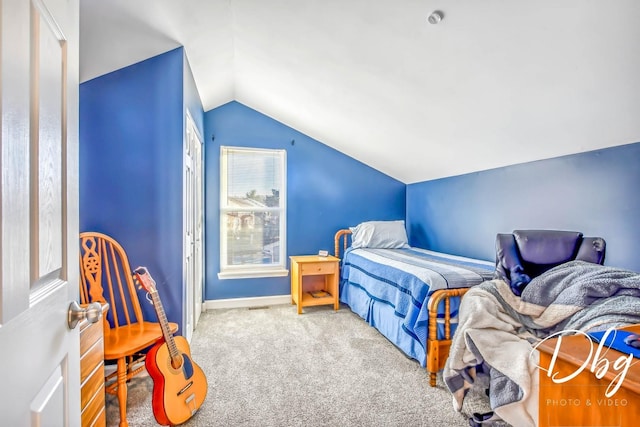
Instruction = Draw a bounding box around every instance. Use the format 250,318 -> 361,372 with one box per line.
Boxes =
80,1 -> 640,183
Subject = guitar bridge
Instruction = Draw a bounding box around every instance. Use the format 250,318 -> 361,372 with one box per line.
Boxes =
185,393 -> 197,415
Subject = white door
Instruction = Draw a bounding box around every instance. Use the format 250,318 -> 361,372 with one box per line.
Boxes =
193,120 -> 204,326
0,0 -> 80,425
184,113 -> 204,342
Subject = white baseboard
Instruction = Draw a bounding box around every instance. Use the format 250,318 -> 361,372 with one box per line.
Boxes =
204,294 -> 291,310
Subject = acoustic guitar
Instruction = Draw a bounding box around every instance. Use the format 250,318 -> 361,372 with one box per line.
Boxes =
134,266 -> 208,426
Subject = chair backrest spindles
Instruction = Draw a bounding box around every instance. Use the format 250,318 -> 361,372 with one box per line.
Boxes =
79,232 -> 146,330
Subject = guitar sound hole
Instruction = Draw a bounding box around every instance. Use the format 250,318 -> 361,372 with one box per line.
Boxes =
171,354 -> 184,370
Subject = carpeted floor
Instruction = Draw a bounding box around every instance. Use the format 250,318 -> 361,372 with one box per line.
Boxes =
106,304 -> 504,426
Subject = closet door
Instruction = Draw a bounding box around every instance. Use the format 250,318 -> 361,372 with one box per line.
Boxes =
184,112 -> 204,341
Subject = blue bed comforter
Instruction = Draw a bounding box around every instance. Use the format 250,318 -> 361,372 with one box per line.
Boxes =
340,247 -> 495,365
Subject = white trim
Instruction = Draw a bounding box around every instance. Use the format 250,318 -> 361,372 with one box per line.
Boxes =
217,268 -> 289,280
185,109 -> 204,144
219,146 -> 287,274
182,111 -> 205,343
204,294 -> 291,310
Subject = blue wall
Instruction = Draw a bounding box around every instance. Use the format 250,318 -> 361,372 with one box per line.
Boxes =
204,101 -> 406,299
80,47 -> 190,330
406,142 -> 640,272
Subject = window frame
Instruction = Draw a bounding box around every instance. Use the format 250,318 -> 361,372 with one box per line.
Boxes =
218,146 -> 288,279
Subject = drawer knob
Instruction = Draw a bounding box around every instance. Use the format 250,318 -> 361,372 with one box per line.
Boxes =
68,301 -> 102,329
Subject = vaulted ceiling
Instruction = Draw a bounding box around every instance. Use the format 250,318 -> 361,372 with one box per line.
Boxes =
80,1 -> 640,183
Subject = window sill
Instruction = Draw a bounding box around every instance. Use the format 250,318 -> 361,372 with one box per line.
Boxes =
217,268 -> 289,280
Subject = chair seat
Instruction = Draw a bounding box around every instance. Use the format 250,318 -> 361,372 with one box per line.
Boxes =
104,321 -> 179,360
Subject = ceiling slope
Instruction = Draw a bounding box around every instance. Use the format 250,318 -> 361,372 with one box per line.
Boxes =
80,1 -> 640,183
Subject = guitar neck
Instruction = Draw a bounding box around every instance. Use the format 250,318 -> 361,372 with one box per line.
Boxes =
149,289 -> 180,360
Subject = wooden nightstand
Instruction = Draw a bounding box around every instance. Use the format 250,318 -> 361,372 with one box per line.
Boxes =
289,255 -> 340,314
80,303 -> 108,427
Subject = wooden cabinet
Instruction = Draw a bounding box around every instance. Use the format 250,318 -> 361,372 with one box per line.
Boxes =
290,255 -> 340,314
537,324 -> 640,426
80,304 -> 107,427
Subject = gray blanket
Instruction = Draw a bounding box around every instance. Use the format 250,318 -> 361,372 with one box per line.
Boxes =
443,260 -> 640,427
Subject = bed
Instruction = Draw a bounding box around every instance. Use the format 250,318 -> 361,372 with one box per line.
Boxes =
334,221 -> 495,386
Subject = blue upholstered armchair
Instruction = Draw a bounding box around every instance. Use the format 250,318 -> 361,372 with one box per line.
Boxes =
494,230 -> 606,296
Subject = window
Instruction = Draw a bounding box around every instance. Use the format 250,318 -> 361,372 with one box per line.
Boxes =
219,147 -> 287,279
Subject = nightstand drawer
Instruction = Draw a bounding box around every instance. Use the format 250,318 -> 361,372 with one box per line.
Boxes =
300,262 -> 337,275
81,362 -> 104,409
80,318 -> 102,355
81,382 -> 106,427
80,339 -> 104,383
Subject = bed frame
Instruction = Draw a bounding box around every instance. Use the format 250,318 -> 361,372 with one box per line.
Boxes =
335,229 -> 470,387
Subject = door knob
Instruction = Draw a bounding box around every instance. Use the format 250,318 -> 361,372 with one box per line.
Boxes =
68,301 -> 102,329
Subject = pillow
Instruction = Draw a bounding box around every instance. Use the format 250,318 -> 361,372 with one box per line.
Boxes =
350,220 -> 409,249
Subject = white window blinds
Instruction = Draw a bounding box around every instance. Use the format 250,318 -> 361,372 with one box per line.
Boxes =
219,146 -> 287,278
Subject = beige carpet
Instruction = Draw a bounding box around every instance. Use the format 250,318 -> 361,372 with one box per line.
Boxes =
106,304 -> 506,426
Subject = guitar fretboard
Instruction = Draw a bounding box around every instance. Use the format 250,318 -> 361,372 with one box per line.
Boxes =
149,289 -> 181,364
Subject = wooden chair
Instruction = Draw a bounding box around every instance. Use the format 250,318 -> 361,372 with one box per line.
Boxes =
79,231 -> 178,427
